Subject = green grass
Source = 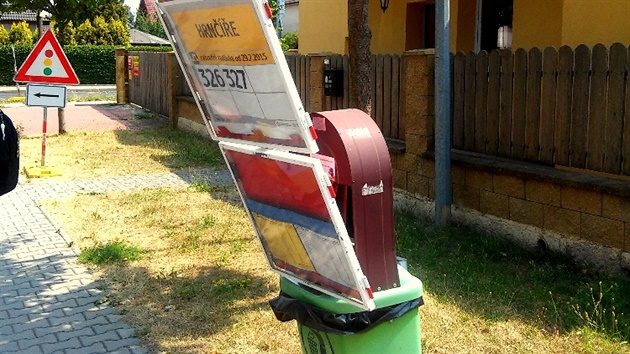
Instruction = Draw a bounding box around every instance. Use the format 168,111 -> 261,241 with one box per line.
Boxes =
395,209 -> 630,342
78,241 -> 143,265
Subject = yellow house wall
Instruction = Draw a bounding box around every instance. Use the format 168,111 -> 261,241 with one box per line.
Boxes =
561,0 -> 630,47
300,0 -> 462,54
512,0 -> 563,49
299,0 -> 348,54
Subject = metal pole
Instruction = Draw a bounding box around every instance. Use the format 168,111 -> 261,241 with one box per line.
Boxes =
41,107 -> 47,167
434,0 -> 452,226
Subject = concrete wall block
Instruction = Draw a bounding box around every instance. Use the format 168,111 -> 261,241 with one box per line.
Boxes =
561,186 -> 602,215
509,198 -> 544,228
451,165 -> 466,185
391,153 -> 420,173
526,180 -> 562,206
392,169 -> 408,190
493,174 -> 526,198
406,134 -> 430,155
543,205 -> 581,237
480,190 -> 510,219
453,184 -> 480,210
419,159 -> 435,178
407,174 -> 429,197
602,194 -> 630,223
465,169 -> 493,191
581,213 -> 625,249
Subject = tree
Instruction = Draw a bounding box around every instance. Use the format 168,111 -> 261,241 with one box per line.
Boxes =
8,21 -> 33,45
0,0 -> 128,45
347,0 -> 372,114
0,26 -> 9,45
134,10 -> 166,39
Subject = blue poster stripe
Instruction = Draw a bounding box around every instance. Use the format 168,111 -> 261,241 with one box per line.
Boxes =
245,198 -> 339,239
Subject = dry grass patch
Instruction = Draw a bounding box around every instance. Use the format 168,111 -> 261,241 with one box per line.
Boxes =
19,127 -> 223,181
43,185 -> 300,354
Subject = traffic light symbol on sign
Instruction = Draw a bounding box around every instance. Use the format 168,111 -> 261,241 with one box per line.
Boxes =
14,30 -> 79,85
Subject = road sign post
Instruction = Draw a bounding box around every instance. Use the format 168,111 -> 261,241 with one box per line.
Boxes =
15,30 -> 79,178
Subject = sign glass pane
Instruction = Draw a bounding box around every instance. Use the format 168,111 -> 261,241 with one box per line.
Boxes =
220,142 -> 375,310
155,0 -> 317,153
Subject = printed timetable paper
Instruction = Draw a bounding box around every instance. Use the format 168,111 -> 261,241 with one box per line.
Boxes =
154,0 -> 318,153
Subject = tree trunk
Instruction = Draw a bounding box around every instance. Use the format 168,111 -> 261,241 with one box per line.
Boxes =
347,0 -> 372,115
58,108 -> 66,135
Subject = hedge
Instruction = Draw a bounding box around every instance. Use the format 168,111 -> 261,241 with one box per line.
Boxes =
0,44 -> 172,85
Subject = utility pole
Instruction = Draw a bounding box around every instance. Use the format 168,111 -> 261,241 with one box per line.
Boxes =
434,0 -> 452,226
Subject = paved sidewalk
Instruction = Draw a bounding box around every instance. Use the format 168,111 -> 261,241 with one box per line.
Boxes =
0,169 -> 232,353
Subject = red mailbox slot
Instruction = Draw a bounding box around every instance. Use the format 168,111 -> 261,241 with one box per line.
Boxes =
311,109 -> 399,291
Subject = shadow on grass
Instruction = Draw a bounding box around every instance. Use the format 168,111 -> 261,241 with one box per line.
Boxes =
112,126 -> 225,170
395,209 -> 630,341
98,262 -> 277,353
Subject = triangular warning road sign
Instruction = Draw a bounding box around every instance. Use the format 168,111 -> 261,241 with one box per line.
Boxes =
14,30 -> 80,85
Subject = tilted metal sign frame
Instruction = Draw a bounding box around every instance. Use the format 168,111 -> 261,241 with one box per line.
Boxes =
220,141 -> 376,311
153,0 -> 318,154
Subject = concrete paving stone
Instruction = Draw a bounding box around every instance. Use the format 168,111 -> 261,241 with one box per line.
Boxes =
83,306 -> 114,320
68,315 -> 110,331
16,344 -> 45,354
41,337 -> 82,353
18,332 -> 56,350
56,327 -> 95,342
64,342 -> 107,354
34,322 -> 73,337
4,314 -> 28,328
12,316 -> 51,333
79,331 -> 122,347
8,307 -> 43,321
92,322 -> 128,335
104,338 -> 143,352
0,341 -> 19,352
17,284 -> 48,296
45,310 -> 84,326
40,298 -> 78,313
0,300 -> 28,311
31,308 -> 67,323
116,327 -> 136,339
7,328 -> 35,341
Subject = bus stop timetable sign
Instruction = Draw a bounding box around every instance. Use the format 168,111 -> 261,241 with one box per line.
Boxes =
154,0 -> 318,154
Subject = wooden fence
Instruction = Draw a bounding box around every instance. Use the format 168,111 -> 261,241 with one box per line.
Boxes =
285,54 -> 403,140
127,51 -> 170,117
452,43 -> 630,176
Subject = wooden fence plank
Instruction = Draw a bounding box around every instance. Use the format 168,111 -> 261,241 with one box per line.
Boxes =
498,49 -> 513,157
587,44 -> 608,171
623,47 -> 630,175
452,52 -> 466,149
474,51 -> 489,153
486,51 -> 500,155
525,48 -> 542,161
301,55 -> 310,112
370,55 -> 377,121
571,45 -> 591,168
383,55 -> 393,137
603,43 -> 627,174
343,55 -> 350,109
294,55 -> 302,106
512,48 -> 528,159
391,55 -> 401,139
375,54 -> 384,131
555,46 -> 574,167
463,52 -> 476,151
540,47 -> 558,164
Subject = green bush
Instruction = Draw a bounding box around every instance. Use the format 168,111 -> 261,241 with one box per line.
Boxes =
0,44 -> 172,85
280,32 -> 298,52
9,21 -> 32,45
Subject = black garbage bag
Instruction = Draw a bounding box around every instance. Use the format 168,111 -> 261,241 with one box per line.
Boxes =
269,291 -> 423,336
0,110 -> 19,196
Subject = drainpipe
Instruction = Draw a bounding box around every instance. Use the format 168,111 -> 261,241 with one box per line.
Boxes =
434,0 -> 452,226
